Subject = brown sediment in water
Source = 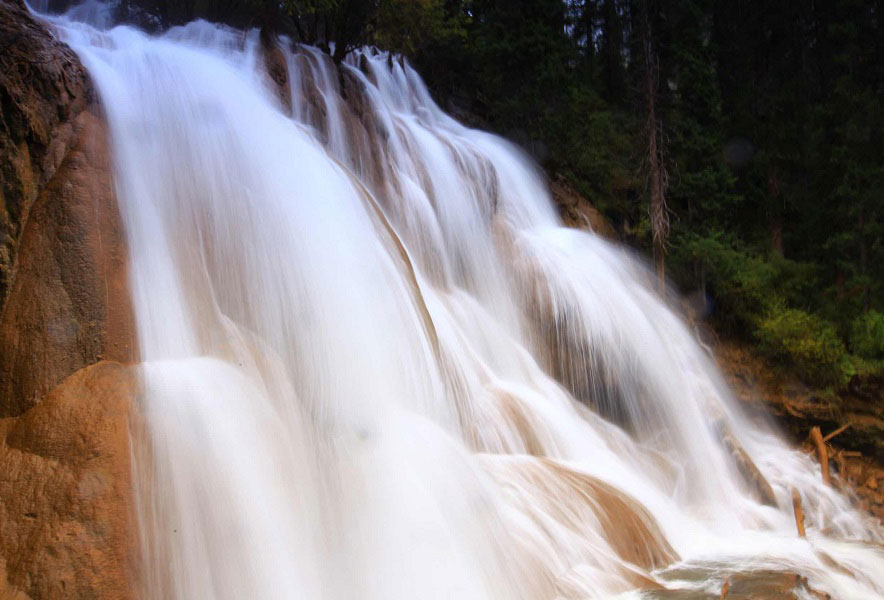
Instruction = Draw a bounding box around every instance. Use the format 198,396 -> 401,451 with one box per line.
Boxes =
482,454 -> 678,593
535,457 -> 679,571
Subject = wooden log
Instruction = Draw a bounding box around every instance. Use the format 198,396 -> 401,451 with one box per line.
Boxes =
809,427 -> 830,485
792,488 -> 806,537
833,450 -> 847,489
822,422 -> 851,443
713,418 -> 777,506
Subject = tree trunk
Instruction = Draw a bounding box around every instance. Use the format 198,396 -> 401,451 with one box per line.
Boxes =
642,0 -> 667,288
768,167 -> 784,256
584,0 -> 596,79
600,0 -> 625,101
858,204 -> 869,309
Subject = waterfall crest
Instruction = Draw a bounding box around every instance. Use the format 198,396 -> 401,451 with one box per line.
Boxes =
47,8 -> 884,598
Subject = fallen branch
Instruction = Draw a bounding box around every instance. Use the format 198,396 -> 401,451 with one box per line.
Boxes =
713,418 -> 777,506
783,401 -> 805,418
822,423 -> 851,443
792,488 -> 806,537
833,450 -> 847,488
809,427 -> 830,485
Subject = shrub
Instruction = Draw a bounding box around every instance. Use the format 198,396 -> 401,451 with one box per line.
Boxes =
675,232 -> 782,329
849,310 -> 884,359
754,307 -> 848,386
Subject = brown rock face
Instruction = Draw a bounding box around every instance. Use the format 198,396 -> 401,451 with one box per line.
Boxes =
0,361 -> 137,600
0,0 -> 91,308
0,106 -> 135,417
0,0 -> 136,418
262,30 -> 293,115
0,0 -> 138,597
549,174 -> 617,239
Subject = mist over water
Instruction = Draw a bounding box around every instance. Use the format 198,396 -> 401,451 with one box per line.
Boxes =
44,5 -> 884,598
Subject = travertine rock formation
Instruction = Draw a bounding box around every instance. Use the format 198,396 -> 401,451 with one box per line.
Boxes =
0,1 -> 137,597
0,361 -> 137,599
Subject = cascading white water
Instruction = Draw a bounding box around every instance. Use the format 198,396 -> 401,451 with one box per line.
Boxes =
43,4 -> 884,598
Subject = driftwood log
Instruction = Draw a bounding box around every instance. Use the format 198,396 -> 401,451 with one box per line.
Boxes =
711,414 -> 778,506
809,427 -> 831,485
792,488 -> 806,537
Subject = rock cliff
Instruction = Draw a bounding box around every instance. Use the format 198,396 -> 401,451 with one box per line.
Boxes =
0,0 -> 137,597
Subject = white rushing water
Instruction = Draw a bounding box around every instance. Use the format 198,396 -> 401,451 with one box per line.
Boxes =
42,5 -> 884,599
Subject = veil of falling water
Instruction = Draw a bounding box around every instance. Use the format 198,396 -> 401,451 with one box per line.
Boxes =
38,3 -> 884,598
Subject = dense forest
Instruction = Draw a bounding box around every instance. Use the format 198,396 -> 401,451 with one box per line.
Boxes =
77,0 -> 884,389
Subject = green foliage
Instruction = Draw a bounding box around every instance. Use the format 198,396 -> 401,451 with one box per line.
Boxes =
673,232 -> 818,329
371,0 -> 465,58
283,0 -> 339,12
677,233 -> 776,323
755,307 -> 848,386
850,311 -> 884,359
556,93 -> 637,217
672,232 -> 858,386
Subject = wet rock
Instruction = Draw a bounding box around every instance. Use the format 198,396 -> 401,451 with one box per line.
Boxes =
0,0 -> 136,418
649,568 -> 831,599
549,174 -> 617,239
0,0 -> 91,308
0,107 -> 135,417
261,30 -> 291,115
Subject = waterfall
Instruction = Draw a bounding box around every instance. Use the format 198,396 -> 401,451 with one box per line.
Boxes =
45,6 -> 884,599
